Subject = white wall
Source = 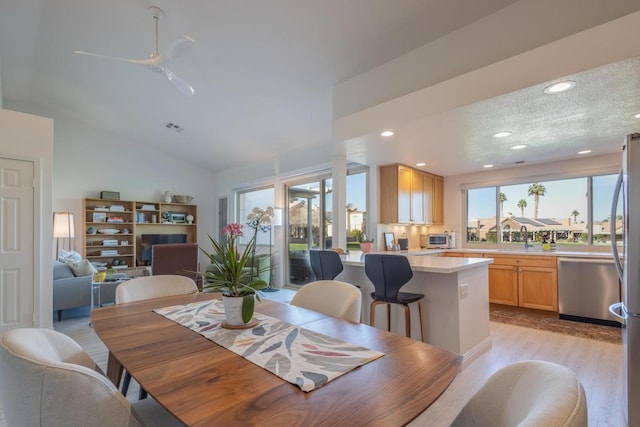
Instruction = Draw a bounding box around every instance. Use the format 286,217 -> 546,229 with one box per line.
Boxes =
440,152 -> 621,244
7,100 -> 218,270
0,107 -> 53,328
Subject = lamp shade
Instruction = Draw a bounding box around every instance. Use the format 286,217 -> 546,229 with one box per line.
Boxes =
53,212 -> 75,238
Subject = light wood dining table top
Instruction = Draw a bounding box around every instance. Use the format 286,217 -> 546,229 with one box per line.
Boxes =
91,293 -> 461,426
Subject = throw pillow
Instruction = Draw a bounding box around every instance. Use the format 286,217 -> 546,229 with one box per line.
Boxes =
59,249 -> 82,263
65,259 -> 97,277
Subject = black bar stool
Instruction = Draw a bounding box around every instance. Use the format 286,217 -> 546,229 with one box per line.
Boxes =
364,254 -> 425,341
309,250 -> 344,280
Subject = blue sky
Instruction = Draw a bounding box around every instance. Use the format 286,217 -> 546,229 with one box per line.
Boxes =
468,174 -> 619,222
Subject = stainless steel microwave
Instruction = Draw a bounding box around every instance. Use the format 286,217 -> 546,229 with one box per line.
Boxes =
427,233 -> 454,248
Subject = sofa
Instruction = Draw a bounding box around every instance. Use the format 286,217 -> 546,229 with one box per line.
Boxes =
53,261 -> 117,321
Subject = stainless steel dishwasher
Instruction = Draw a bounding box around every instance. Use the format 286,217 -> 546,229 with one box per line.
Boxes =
557,257 -> 621,327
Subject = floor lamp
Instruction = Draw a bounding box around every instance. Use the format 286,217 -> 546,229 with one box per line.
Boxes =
53,212 -> 75,260
262,208 -> 282,292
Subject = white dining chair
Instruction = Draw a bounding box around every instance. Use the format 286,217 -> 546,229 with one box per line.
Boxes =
290,280 -> 362,323
116,274 -> 199,398
0,328 -> 183,427
451,360 -> 588,427
115,274 -> 198,304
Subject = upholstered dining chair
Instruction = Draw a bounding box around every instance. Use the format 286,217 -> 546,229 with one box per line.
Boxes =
364,254 -> 425,341
151,242 -> 199,285
309,249 -> 344,280
116,275 -> 198,398
451,360 -> 588,427
0,328 -> 183,427
290,280 -> 362,323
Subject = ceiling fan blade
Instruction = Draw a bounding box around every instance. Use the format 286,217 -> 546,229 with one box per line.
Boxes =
75,50 -> 158,66
162,67 -> 195,97
165,35 -> 195,61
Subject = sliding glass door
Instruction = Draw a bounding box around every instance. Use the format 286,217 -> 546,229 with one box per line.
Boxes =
287,176 -> 331,285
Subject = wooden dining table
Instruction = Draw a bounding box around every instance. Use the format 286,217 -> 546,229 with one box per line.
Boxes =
91,293 -> 461,426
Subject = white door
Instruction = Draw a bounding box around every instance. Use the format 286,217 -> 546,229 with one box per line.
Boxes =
0,157 -> 34,333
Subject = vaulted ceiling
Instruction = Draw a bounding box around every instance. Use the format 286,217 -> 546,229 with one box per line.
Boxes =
1,0 -> 639,177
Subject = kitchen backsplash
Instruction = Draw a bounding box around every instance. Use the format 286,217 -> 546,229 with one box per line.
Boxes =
376,224 -> 457,250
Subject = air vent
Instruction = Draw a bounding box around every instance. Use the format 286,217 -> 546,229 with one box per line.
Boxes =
165,122 -> 184,133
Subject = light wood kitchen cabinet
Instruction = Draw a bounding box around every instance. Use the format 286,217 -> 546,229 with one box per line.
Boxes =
485,253 -> 558,311
422,172 -> 444,225
379,164 -> 443,225
432,175 -> 444,225
380,164 -> 425,224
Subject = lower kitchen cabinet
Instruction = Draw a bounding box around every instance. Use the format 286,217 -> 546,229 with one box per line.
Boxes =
518,265 -> 558,311
485,254 -> 558,311
488,264 -> 519,306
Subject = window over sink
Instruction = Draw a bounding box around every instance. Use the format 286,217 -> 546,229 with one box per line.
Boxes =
464,173 -> 620,248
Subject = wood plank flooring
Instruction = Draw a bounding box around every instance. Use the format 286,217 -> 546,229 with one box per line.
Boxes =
0,316 -> 626,427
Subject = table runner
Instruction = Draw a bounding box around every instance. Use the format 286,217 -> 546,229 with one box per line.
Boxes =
154,299 -> 384,392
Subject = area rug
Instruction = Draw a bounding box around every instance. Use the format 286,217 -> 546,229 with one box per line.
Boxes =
489,304 -> 621,344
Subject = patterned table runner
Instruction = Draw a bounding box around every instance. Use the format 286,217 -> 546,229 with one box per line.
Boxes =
154,299 -> 384,392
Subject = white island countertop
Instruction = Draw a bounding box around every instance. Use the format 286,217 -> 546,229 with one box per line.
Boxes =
340,251 -> 492,274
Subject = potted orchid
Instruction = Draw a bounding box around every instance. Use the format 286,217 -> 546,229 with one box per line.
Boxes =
201,222 -> 268,325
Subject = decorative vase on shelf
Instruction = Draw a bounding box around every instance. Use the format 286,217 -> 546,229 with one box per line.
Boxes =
360,242 -> 373,253
186,214 -> 194,224
163,191 -> 172,203
222,295 -> 256,327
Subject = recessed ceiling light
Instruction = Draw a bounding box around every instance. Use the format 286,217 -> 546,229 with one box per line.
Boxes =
380,130 -> 394,137
493,131 -> 512,138
543,80 -> 576,94
578,150 -> 592,155
483,164 -> 494,168
634,113 -> 640,119
510,144 -> 527,150
416,162 -> 426,167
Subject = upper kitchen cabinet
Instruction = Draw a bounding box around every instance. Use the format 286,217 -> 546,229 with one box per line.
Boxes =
380,164 -> 421,224
423,173 -> 444,225
379,164 -> 442,225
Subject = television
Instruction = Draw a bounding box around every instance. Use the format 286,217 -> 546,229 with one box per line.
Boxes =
140,234 -> 187,265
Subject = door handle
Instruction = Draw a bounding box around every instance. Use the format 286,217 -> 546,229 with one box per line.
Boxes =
608,302 -> 626,323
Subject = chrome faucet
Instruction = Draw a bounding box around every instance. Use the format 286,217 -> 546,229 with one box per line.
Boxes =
520,225 -> 531,249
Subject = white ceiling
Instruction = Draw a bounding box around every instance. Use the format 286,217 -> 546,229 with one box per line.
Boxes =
1,0 -> 640,177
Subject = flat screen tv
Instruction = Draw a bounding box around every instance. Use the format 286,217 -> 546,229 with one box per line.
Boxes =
140,234 -> 187,265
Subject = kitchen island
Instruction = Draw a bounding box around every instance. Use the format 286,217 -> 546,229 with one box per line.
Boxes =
336,252 -> 493,368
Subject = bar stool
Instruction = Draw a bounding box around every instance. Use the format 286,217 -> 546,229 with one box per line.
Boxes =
309,249 -> 344,280
364,254 -> 425,341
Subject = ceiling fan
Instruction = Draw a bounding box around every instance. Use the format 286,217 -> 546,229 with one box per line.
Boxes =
75,5 -> 195,97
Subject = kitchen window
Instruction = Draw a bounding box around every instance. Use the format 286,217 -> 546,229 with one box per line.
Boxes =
465,174 -> 617,247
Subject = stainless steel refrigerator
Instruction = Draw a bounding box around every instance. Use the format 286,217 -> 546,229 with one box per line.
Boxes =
610,132 -> 640,427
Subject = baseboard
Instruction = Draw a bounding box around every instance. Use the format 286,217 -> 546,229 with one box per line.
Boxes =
460,336 -> 492,370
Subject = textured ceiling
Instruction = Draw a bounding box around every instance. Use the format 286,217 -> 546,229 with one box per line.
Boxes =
1,0 -> 639,177
343,57 -> 640,176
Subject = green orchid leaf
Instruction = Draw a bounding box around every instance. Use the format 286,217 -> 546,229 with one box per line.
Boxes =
242,295 -> 255,323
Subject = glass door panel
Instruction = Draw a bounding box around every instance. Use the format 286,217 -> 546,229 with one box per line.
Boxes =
288,181 -> 321,285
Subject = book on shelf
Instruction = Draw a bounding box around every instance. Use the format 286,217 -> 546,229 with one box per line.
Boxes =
100,250 -> 119,256
102,240 -> 118,246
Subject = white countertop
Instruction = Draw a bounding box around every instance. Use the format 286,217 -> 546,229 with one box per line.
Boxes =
341,251 -> 492,274
440,248 -> 615,259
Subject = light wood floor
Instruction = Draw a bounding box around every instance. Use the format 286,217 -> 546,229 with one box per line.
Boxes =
0,317 -> 626,427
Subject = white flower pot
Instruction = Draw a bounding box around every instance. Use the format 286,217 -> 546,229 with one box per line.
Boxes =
222,295 -> 254,326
